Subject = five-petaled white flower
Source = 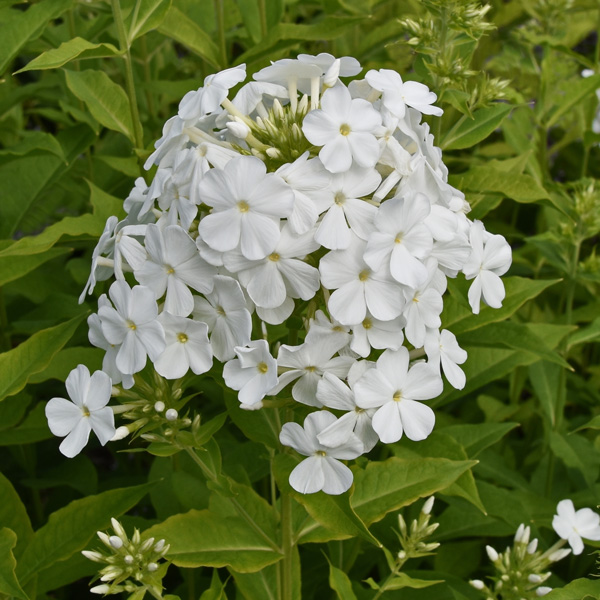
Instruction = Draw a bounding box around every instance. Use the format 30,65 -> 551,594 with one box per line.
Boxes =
45,365 -> 115,458
552,499 -> 600,555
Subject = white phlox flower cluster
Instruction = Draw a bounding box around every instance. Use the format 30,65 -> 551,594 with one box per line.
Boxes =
49,54 -> 511,494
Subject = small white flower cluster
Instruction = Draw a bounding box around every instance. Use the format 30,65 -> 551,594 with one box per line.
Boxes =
48,54 -> 512,494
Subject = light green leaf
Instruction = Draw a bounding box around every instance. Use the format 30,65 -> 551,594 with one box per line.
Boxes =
544,577 -> 600,599
236,0 -> 262,43
127,0 -> 172,42
529,361 -> 562,427
199,569 -> 227,600
16,482 -> 155,586
0,247 -> 69,287
0,131 -> 65,160
144,509 -> 283,572
574,414 -> 600,433
273,455 -> 380,547
450,165 -> 549,203
568,317 -> 600,349
158,7 -> 222,69
64,69 -> 134,141
352,457 -> 476,525
441,277 -> 560,335
0,473 -> 33,559
27,347 -> 103,384
441,104 -> 513,150
546,74 -> 600,127
382,573 -> 443,590
328,558 -> 357,600
440,422 -> 518,458
0,313 -> 86,402
0,0 -> 72,74
0,181 -> 123,257
0,529 -> 29,600
15,37 -> 121,73
0,403 -> 53,446
549,432 -> 599,487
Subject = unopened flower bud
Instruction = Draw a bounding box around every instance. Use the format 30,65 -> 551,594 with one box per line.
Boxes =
521,526 -> 531,545
537,587 -> 552,596
81,550 -> 104,563
240,401 -> 263,410
124,555 -> 134,565
111,518 -> 127,539
97,531 -> 111,548
140,537 -> 155,552
486,545 -> 499,562
549,548 -> 571,562
273,98 -> 284,118
397,550 -> 406,560
528,574 -> 542,583
111,425 -> 130,441
109,535 -> 123,549
266,147 -> 282,159
172,388 -> 183,400
323,59 -> 341,88
154,539 -> 166,553
470,580 -> 485,590
515,523 -> 525,542
147,562 -> 158,572
297,94 -> 309,115
165,408 -> 178,421
91,584 -> 111,594
226,119 -> 250,139
422,496 -> 435,515
154,401 -> 165,412
527,538 -> 538,554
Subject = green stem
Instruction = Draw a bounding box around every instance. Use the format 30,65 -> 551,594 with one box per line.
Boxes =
184,447 -> 281,553
371,557 -> 408,600
279,406 -> 295,600
140,35 -> 156,119
213,0 -> 227,68
110,0 -> 145,153
258,0 -> 268,39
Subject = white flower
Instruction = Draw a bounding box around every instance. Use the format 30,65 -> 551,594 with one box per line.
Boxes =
463,220 -> 512,314
552,499 -> 600,555
319,234 -> 404,326
198,156 -> 294,260
45,365 -> 115,458
155,312 -> 213,379
354,347 -> 442,443
349,313 -> 405,358
298,53 -> 361,78
365,69 -> 443,118
192,275 -> 252,361
305,310 -> 351,356
223,340 -> 278,406
279,411 -> 364,495
97,281 -> 166,375
424,329 -> 467,390
302,84 -> 382,173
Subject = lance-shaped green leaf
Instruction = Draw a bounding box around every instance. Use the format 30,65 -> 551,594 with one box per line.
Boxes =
64,69 -> 134,141
439,422 -> 518,458
328,558 -> 358,600
441,103 -> 512,150
16,482 -> 155,585
0,313 -> 86,402
365,573 -> 442,591
0,474 -> 33,559
273,454 -> 381,547
0,529 -> 28,600
545,74 -> 600,127
198,570 -> 227,600
0,247 -> 69,287
158,7 -> 222,69
529,360 -> 562,427
144,509 -> 283,572
0,0 -> 72,74
0,131 -> 65,159
351,457 -> 476,525
127,0 -> 172,42
15,37 -> 122,73
544,578 -> 600,599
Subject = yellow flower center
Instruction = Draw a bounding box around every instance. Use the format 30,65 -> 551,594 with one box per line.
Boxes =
257,362 -> 269,374
126,320 -> 137,331
358,269 -> 370,282
362,318 -> 372,330
268,253 -> 280,262
237,200 -> 250,213
339,123 -> 351,136
393,391 -> 402,402
316,450 -> 327,456
177,332 -> 188,344
334,192 -> 345,206
216,305 -> 226,316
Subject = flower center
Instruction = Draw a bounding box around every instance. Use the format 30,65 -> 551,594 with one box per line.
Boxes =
268,252 -> 280,262
362,318 -> 372,330
332,325 -> 345,332
354,406 -> 364,413
165,264 -> 175,274
177,332 -> 188,344
126,320 -> 137,331
257,362 -> 269,374
358,269 -> 371,282
216,305 -> 226,316
81,405 -> 91,417
315,450 -> 327,456
394,233 -> 404,244
339,123 -> 351,136
334,192 -> 346,206
305,366 -> 316,372
393,390 -> 402,402
237,200 -> 250,213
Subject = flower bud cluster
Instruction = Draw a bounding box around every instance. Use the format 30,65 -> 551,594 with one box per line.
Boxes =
395,497 -> 440,559
47,53 -> 511,496
470,524 -> 570,599
82,518 -> 169,596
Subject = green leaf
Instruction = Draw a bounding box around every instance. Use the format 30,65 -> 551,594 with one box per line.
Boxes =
382,573 -> 443,590
529,361 -> 562,427
441,277 -> 560,335
0,473 -> 33,559
16,482 -> 155,586
273,455 -> 380,547
0,180 -> 123,257
224,392 -> 280,449
574,414 -> 600,433
127,0 -> 172,42
450,165 -> 549,203
546,74 -> 600,127
0,529 -> 29,600
568,317 -> 600,349
0,124 -> 96,238
0,247 -> 69,287
352,457 -> 476,525
199,569 -> 227,600
441,104 -> 513,150
144,509 -> 283,572
158,7 -> 222,69
0,313 -> 86,402
236,0 -> 262,43
0,131 -> 65,160
549,432 -> 599,487
440,422 -> 518,458
544,577 -> 600,599
0,0 -> 72,74
14,37 -> 121,73
0,403 -> 53,446
64,69 -> 134,141
328,558 -> 357,600
28,347 -> 103,385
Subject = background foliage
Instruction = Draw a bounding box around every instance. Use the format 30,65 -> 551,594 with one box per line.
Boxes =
1,0 -> 600,598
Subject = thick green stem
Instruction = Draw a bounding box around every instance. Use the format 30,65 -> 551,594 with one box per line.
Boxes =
280,486 -> 294,600
258,0 -> 268,39
110,0 -> 145,153
371,557 -> 408,600
213,0 -> 227,68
